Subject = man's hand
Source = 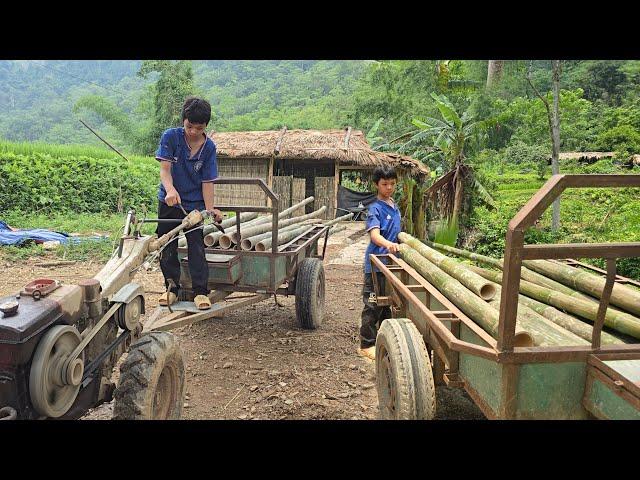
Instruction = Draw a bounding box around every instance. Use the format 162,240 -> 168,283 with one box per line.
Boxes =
386,241 -> 400,254
208,208 -> 223,223
165,188 -> 181,207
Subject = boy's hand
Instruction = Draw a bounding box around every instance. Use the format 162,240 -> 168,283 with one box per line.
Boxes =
386,242 -> 400,254
208,208 -> 223,223
165,188 -> 181,207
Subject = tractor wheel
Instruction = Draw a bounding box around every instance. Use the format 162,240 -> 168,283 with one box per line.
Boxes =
113,332 -> 185,420
295,258 -> 325,330
375,318 -> 436,420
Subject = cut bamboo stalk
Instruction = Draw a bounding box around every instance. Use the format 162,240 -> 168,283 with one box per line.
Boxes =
398,244 -> 534,346
241,222 -> 312,251
468,264 -> 640,340
467,265 -> 624,345
426,241 -> 595,301
229,206 -> 327,245
203,215 -> 267,247
523,259 -> 640,317
256,225 -> 313,252
179,212 -> 259,247
486,293 -> 588,346
400,233 -> 497,300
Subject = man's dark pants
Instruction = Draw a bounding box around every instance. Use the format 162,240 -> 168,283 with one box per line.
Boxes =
156,201 -> 209,297
360,271 -> 391,349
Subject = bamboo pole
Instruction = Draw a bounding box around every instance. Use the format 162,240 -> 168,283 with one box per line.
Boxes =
468,264 -> 640,340
399,233 -> 497,300
179,211 -> 259,248
240,222 -> 313,251
255,225 -> 313,252
228,206 -> 327,245
523,259 -> 640,317
203,215 -> 267,247
426,241 -> 594,301
486,293 -> 588,346
467,265 -> 623,345
398,244 -> 534,346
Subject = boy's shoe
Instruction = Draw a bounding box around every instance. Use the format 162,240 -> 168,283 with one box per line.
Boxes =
357,346 -> 376,361
194,294 -> 212,310
158,291 -> 177,306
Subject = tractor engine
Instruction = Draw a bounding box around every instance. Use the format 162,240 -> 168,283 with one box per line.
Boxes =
0,279 -> 129,420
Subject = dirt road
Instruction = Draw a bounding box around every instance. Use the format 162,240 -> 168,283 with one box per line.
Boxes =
0,224 -> 483,420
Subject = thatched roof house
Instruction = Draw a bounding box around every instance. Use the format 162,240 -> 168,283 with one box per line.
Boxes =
210,127 -> 429,175
208,127 -> 428,218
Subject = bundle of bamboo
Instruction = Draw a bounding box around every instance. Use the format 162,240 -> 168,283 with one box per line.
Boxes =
422,240 -> 640,342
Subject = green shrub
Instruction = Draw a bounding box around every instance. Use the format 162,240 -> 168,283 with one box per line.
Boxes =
595,124 -> 640,154
0,142 -> 158,214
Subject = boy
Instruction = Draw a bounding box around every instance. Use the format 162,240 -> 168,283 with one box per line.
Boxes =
358,165 -> 401,360
155,96 -> 223,309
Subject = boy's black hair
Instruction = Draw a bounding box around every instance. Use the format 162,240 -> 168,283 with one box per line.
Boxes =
181,96 -> 211,125
372,165 -> 398,184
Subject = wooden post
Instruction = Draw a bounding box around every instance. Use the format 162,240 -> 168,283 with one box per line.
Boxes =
334,161 -> 340,219
267,155 -> 274,208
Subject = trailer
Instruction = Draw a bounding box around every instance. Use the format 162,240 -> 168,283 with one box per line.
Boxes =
370,174 -> 640,420
142,178 -> 329,333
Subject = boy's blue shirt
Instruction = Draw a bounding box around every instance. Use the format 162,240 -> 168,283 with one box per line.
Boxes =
363,198 -> 401,274
155,127 -> 218,211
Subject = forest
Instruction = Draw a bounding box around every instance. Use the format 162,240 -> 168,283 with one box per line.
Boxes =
1,59 -> 639,278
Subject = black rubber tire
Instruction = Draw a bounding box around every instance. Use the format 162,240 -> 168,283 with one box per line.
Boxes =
295,258 -> 325,330
112,332 -> 185,420
375,318 -> 436,420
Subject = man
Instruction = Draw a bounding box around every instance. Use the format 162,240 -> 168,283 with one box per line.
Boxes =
155,96 -> 222,309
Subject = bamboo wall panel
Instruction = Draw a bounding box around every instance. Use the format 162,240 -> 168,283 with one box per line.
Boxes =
272,175 -> 292,213
314,176 -> 335,219
292,178 -> 306,216
216,158 -> 269,206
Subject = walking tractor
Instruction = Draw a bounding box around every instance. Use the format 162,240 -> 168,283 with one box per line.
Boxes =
0,179 -> 328,420
372,174 -> 640,420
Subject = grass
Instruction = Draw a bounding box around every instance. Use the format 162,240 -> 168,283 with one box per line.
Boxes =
0,211 -> 160,264
0,140 -> 152,163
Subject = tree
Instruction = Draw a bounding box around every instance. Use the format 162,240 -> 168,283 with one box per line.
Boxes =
74,60 -> 195,155
394,92 -> 495,225
137,60 -> 195,150
526,60 -> 562,231
486,60 -> 504,90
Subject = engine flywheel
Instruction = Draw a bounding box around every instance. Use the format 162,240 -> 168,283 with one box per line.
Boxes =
29,325 -> 84,418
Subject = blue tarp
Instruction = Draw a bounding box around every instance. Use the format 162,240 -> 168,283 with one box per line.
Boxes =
0,220 -> 107,246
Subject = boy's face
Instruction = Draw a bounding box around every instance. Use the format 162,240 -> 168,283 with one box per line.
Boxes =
376,177 -> 397,199
183,119 -> 207,140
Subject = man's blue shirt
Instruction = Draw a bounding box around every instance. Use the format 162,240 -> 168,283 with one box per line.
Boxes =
155,127 -> 218,211
363,198 -> 401,274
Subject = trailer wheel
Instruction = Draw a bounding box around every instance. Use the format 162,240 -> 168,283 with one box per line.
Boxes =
295,258 -> 325,330
113,332 -> 185,420
375,318 -> 436,420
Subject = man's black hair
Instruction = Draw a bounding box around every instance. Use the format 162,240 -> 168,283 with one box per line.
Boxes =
181,96 -> 211,125
372,165 -> 398,184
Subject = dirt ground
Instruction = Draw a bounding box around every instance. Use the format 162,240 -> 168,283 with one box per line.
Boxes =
0,224 -> 483,420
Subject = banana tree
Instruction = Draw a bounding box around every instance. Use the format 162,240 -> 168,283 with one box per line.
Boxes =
395,92 -> 495,224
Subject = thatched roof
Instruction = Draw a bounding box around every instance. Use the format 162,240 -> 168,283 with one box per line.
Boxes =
558,151 -> 616,161
208,127 -> 429,176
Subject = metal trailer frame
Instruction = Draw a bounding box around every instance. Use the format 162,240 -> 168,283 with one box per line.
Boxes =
144,178 -> 330,332
371,174 -> 640,419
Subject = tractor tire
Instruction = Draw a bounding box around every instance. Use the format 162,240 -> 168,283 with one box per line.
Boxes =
112,332 -> 185,420
375,318 -> 436,420
295,258 -> 325,330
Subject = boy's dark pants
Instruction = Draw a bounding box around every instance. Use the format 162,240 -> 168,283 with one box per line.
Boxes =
156,201 -> 209,297
360,271 -> 391,348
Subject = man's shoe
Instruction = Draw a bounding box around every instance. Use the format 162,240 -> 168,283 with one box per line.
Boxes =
357,346 -> 376,360
159,291 -> 177,306
194,294 -> 212,310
